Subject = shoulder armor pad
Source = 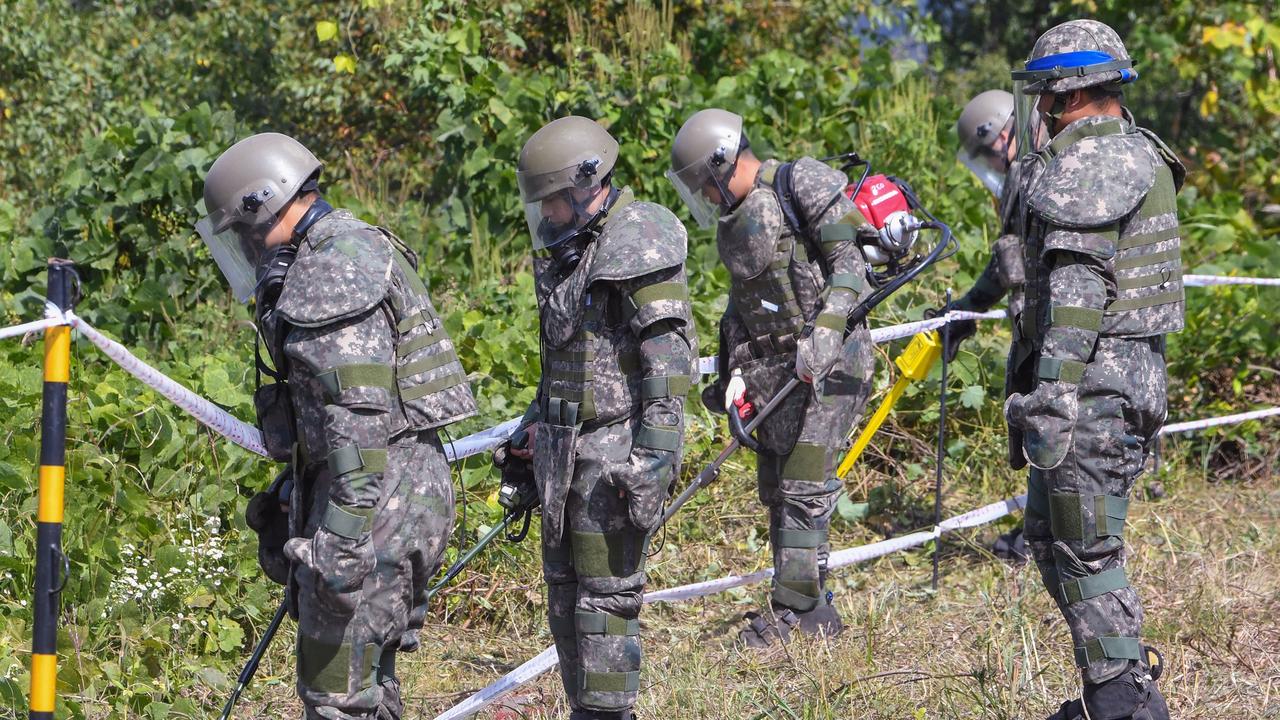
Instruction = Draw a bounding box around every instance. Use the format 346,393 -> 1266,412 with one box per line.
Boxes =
716,187 -> 783,279
1134,126 -> 1187,191
275,212 -> 393,327
588,200 -> 688,284
790,156 -> 849,221
1029,133 -> 1158,228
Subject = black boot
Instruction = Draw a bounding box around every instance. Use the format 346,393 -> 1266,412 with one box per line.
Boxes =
569,710 -> 635,720
1045,656 -> 1169,720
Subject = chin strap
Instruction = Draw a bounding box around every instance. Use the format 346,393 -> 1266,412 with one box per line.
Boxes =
291,197 -> 334,243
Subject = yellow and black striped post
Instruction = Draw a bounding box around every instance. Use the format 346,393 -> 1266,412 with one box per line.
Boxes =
29,259 -> 76,720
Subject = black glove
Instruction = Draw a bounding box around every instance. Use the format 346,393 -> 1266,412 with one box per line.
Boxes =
924,303 -> 977,363
245,466 -> 292,585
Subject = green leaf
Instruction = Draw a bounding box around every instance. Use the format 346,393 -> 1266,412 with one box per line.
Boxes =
836,493 -> 869,524
958,385 -> 985,410
333,54 -> 357,74
315,21 -> 339,43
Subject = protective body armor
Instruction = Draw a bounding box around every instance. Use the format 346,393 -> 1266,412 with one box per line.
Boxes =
268,210 -> 477,464
718,158 -> 859,361
1018,116 -> 1185,356
536,192 -> 693,430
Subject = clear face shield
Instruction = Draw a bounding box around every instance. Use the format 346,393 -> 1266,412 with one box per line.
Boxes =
666,129 -> 741,230
1012,79 -> 1049,159
518,158 -> 609,250
956,121 -> 1012,198
195,182 -> 284,303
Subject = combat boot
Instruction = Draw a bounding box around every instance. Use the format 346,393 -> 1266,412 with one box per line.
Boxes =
568,710 -> 635,720
739,594 -> 844,647
1046,648 -> 1168,720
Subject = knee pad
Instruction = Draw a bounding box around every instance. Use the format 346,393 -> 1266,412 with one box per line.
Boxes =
1048,491 -> 1129,559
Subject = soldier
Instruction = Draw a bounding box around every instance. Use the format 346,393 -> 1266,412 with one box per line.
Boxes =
508,116 -> 695,719
197,133 -> 477,719
1006,20 -> 1182,720
667,109 -> 876,646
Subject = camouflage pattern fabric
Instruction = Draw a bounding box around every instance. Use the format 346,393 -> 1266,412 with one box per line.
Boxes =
956,156 -> 1029,328
529,189 -> 694,714
713,156 -> 876,614
1008,114 -> 1184,686
1023,19 -> 1132,95
258,210 -> 474,718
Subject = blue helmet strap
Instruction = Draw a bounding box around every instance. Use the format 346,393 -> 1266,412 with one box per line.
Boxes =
1013,50 -> 1137,85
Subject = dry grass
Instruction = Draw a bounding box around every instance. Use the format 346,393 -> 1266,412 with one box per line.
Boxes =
234,430 -> 1280,720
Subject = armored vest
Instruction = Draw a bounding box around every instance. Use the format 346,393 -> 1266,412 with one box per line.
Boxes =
535,191 -> 690,428
717,158 -> 851,360
271,210 -> 477,463
1021,116 -> 1186,345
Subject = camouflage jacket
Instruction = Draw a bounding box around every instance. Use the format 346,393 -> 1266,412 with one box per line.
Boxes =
715,157 -> 873,374
959,156 -> 1030,317
530,188 -> 696,447
266,210 -> 476,517
1016,111 -> 1185,387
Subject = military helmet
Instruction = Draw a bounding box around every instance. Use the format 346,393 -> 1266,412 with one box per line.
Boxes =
957,90 -> 1014,156
1013,19 -> 1136,96
517,116 -> 619,249
667,108 -> 745,229
196,133 -> 322,302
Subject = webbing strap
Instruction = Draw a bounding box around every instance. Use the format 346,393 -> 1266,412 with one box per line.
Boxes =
640,375 -> 692,400
398,350 -> 457,379
818,222 -> 856,244
298,638 -> 379,694
815,312 -> 848,332
775,528 -> 825,549
576,611 -> 640,636
396,330 -> 447,358
322,501 -> 375,539
1106,288 -> 1184,313
1037,356 -> 1086,383
1114,246 -> 1180,271
327,446 -> 388,477
1116,271 -> 1173,291
1074,636 -> 1142,667
316,364 -> 395,397
1061,567 -> 1128,604
772,582 -> 820,612
636,424 -> 680,452
1116,225 -> 1179,251
827,272 -> 866,293
1049,305 -> 1103,332
396,309 -> 436,334
1095,494 -> 1129,537
628,282 -> 687,311
782,443 -> 827,483
581,670 -> 640,693
400,370 -> 467,401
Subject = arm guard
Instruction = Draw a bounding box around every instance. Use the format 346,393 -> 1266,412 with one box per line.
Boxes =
616,266 -> 695,452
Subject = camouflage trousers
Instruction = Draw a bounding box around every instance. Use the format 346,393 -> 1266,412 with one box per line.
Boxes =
1022,337 -> 1166,685
542,420 -> 658,714
292,431 -> 454,719
756,339 -> 872,613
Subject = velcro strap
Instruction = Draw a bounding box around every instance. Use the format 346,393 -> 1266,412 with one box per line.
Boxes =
398,351 -> 457,379
1049,305 -> 1103,332
322,501 -> 375,539
781,443 -> 827,483
636,424 -> 680,452
1116,225 -> 1179,250
627,282 -> 687,311
395,309 -> 436,334
1061,567 -> 1128,605
1037,357 -> 1086,383
1114,246 -> 1179,271
396,330 -> 446,358
771,582 -> 820,612
1049,492 -> 1086,541
1106,288 -> 1184,313
815,312 -> 848,332
1095,494 -> 1129,537
1074,636 -> 1142,667
548,614 -> 576,638
400,370 -> 467,401
818,221 -> 857,244
581,670 -> 640,693
327,445 -> 388,477
775,528 -> 825,549
575,611 -> 640,636
827,272 -> 865,293
298,638 -> 379,693
571,529 -> 641,578
640,375 -> 692,400
316,364 -> 396,397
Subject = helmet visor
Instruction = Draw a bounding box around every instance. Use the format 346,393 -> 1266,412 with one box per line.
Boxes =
195,208 -> 277,303
957,149 -> 1006,197
524,185 -> 602,250
1012,80 -> 1048,158
666,161 -> 726,230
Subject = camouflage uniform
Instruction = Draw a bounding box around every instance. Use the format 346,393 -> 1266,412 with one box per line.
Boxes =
262,210 -> 477,719
529,189 -> 695,715
711,157 -> 875,617
955,157 -> 1029,325
1007,113 -> 1185,688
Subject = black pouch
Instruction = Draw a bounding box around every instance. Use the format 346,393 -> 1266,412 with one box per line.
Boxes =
253,381 -> 296,462
246,465 -> 293,585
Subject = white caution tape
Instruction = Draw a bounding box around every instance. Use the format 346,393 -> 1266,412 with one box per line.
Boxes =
0,302 -> 70,341
1183,274 -> 1280,287
1160,406 -> 1280,434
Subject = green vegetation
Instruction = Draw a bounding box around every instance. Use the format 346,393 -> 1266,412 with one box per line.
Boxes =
0,1 -> 1275,717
